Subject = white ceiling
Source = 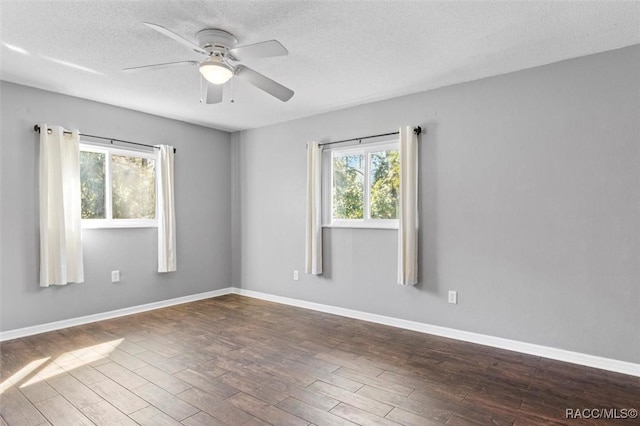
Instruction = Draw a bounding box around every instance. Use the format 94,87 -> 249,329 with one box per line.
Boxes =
1,1 -> 639,132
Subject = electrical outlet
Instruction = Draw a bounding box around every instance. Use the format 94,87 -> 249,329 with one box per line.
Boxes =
111,270 -> 120,283
448,290 -> 457,304
293,270 -> 299,281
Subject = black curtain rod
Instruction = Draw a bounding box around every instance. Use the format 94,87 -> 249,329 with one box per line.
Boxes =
33,125 -> 176,153
318,126 -> 422,147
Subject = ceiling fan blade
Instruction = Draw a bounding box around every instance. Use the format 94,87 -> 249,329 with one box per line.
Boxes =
201,78 -> 223,104
235,65 -> 294,102
123,61 -> 198,73
143,22 -> 209,56
229,40 -> 288,61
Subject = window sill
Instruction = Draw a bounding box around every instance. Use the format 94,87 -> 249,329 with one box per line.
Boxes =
323,220 -> 398,230
82,220 -> 158,229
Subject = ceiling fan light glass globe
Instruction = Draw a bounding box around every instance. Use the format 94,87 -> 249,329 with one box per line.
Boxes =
199,58 -> 233,85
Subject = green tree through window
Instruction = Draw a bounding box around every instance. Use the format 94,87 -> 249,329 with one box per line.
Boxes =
112,155 -> 156,219
79,145 -> 156,225
80,151 -> 106,219
370,150 -> 399,219
332,153 -> 364,219
329,143 -> 399,225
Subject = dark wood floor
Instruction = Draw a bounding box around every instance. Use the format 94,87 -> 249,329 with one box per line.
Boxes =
1,295 -> 638,425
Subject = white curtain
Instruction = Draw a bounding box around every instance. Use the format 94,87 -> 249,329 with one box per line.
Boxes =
39,124 -> 84,286
305,142 -> 323,275
398,126 -> 419,285
157,145 -> 177,273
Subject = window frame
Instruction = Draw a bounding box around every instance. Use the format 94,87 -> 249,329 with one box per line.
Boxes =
80,142 -> 158,229
322,139 -> 400,229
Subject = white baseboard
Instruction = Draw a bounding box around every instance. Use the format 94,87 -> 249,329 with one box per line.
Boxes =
232,288 -> 640,377
0,287 -> 234,342
3,286 -> 638,377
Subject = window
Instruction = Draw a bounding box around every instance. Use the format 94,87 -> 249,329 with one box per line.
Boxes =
79,143 -> 157,228
323,140 -> 399,229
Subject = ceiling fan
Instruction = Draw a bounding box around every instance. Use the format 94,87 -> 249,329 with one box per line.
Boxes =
124,23 -> 294,104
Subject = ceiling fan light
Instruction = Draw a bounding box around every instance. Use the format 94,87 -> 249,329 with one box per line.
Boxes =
199,58 -> 233,85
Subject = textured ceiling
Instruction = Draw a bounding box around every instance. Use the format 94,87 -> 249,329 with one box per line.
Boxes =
1,1 -> 639,132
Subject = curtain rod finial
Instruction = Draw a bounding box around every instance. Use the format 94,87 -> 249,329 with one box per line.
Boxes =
414,126 -> 422,136
34,124 -> 41,132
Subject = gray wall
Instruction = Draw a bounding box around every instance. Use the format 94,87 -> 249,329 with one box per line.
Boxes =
233,46 -> 640,363
2,46 -> 638,364
0,81 -> 232,331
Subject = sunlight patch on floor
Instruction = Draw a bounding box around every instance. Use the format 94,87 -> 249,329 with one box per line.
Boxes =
0,338 -> 123,393
0,357 -> 50,394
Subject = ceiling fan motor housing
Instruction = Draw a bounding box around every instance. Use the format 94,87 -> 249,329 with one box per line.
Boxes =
196,29 -> 238,54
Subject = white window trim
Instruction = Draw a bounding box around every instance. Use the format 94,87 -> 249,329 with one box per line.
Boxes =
80,142 -> 158,229
322,139 -> 399,229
